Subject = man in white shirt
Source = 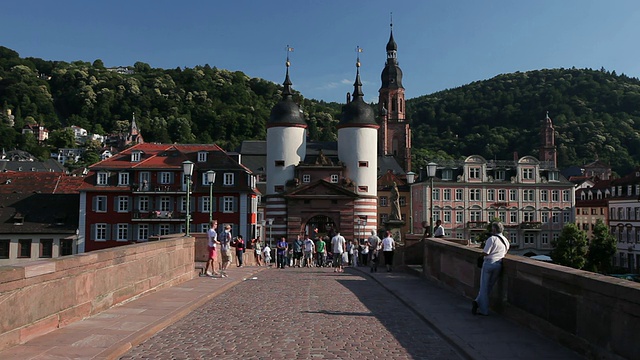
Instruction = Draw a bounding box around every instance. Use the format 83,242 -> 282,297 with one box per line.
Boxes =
473,222 -> 510,316
331,232 -> 346,273
203,220 -> 219,277
434,219 -> 445,238
303,235 -> 315,267
381,231 -> 396,272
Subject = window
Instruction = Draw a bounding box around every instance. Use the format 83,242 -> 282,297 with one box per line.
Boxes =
95,224 -> 107,241
540,190 -> 548,201
97,172 -> 108,185
470,211 -> 481,222
552,233 -> 559,242
522,168 -> 533,180
523,211 -> 534,222
469,167 -> 480,179
117,224 -> 128,241
358,161 -> 368,167
442,169 -> 453,181
138,224 -> 149,241
499,211 -> 506,222
203,196 -> 211,213
159,172 -> 172,184
380,213 -> 389,224
275,160 -> 285,167
138,196 -> 149,212
40,239 -> 53,258
562,190 -> 569,202
198,151 -> 207,162
523,189 -> 534,202
358,186 -> 368,192
542,212 -> 549,223
563,211 -> 570,223
94,196 -> 107,212
552,212 -> 559,223
498,190 -> 506,201
0,239 -> 9,258
131,151 -> 141,162
443,189 -> 451,201
510,233 -> 518,244
160,196 -> 170,212
455,189 -> 463,201
159,224 -> 170,236
180,196 -> 187,213
223,196 -> 234,213
496,170 -> 506,181
380,196 -> 388,207
541,233 -> 549,245
302,174 -> 311,183
18,239 -> 32,258
455,211 -> 463,223
487,211 -> 495,220
118,172 -> 129,186
330,174 -> 338,183
117,196 -> 129,212
139,172 -> 150,189
548,171 -> 559,181
432,188 -> 440,201
510,211 -> 518,223
223,173 -> 234,186
487,189 -> 495,201
524,233 -> 535,245
509,190 -> 518,201
444,210 -> 451,223
469,189 -> 481,201
399,196 -> 406,206
552,190 -> 559,202
433,211 -> 441,222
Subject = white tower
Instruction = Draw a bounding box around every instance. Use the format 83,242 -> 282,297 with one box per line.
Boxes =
266,60 -> 306,195
338,55 -> 379,233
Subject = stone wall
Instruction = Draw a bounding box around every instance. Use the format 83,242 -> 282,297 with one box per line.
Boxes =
422,237 -> 640,360
0,235 -> 195,351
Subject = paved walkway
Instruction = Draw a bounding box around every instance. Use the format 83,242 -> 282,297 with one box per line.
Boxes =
0,265 -> 584,360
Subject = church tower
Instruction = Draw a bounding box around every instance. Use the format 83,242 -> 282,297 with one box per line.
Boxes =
378,21 -> 411,171
540,111 -> 557,168
338,53 -> 379,234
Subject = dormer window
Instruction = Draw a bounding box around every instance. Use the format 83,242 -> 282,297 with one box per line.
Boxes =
131,151 -> 141,162
468,167 -> 480,179
442,169 -> 453,181
198,151 -> 207,162
548,171 -> 559,181
223,173 -> 234,186
97,172 -> 109,185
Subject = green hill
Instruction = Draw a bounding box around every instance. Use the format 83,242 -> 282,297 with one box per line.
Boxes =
407,68 -> 640,175
1,46 -> 639,174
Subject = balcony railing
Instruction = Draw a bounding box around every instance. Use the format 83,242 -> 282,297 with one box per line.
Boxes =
132,211 -> 186,221
466,221 -> 488,229
520,222 -> 543,230
132,183 -> 186,193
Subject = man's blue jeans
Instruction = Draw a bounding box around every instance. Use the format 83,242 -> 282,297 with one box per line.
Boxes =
475,260 -> 502,315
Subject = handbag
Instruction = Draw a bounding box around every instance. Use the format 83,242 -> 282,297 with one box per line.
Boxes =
476,255 -> 484,268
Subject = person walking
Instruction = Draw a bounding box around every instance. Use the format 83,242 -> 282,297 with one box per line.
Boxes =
473,222 -> 510,316
331,231 -> 346,272
234,235 -> 245,267
351,240 -> 359,267
303,234 -> 315,267
219,225 -> 233,277
360,240 -> 369,267
367,230 -> 381,272
381,231 -> 396,272
276,236 -> 288,269
253,236 -> 263,266
202,220 -> 219,277
315,236 -> 326,267
293,235 -> 303,267
262,243 -> 272,266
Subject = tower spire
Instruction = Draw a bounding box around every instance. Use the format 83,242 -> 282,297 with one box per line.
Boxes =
352,46 -> 364,98
282,45 -> 294,97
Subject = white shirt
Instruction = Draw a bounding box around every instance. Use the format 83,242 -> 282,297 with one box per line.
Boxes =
483,234 -> 510,262
303,238 -> 315,252
434,225 -> 445,237
262,245 -> 271,257
331,234 -> 345,254
381,236 -> 395,251
207,227 -> 217,248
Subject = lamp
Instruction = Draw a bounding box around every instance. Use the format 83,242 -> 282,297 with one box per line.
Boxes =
406,171 -> 416,184
206,170 -> 216,222
427,162 -> 438,238
182,160 -> 195,236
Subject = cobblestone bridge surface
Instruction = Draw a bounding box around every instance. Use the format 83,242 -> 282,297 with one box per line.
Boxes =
120,267 -> 465,360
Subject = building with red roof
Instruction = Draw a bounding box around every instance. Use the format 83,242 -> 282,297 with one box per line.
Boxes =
78,143 -> 259,252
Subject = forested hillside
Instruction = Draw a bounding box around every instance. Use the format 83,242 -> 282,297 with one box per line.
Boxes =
1,45 -> 639,174
408,68 -> 640,175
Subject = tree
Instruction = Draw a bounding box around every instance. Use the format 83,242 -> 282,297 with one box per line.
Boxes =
48,128 -> 76,149
551,223 -> 588,269
585,219 -> 617,274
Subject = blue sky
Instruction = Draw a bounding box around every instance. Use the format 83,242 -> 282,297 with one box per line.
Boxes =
2,0 -> 640,103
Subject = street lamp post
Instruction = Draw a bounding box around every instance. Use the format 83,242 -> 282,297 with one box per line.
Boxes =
427,162 -> 437,238
206,170 -> 216,223
406,172 -> 416,234
182,160 -> 195,237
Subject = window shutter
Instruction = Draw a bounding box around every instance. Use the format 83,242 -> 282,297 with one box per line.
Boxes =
190,196 -> 196,212
92,197 -> 97,212
219,198 -> 224,212
113,197 -> 118,211
127,196 -> 132,212
212,197 -> 216,213
198,197 -> 203,212
112,225 -> 118,240
132,224 -> 138,240
169,198 -> 174,212
106,225 -> 111,241
169,172 -> 174,184
127,224 -> 132,241
233,197 -> 238,212
90,224 -> 96,240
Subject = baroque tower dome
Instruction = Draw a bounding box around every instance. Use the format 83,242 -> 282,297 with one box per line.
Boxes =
267,62 -> 306,127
